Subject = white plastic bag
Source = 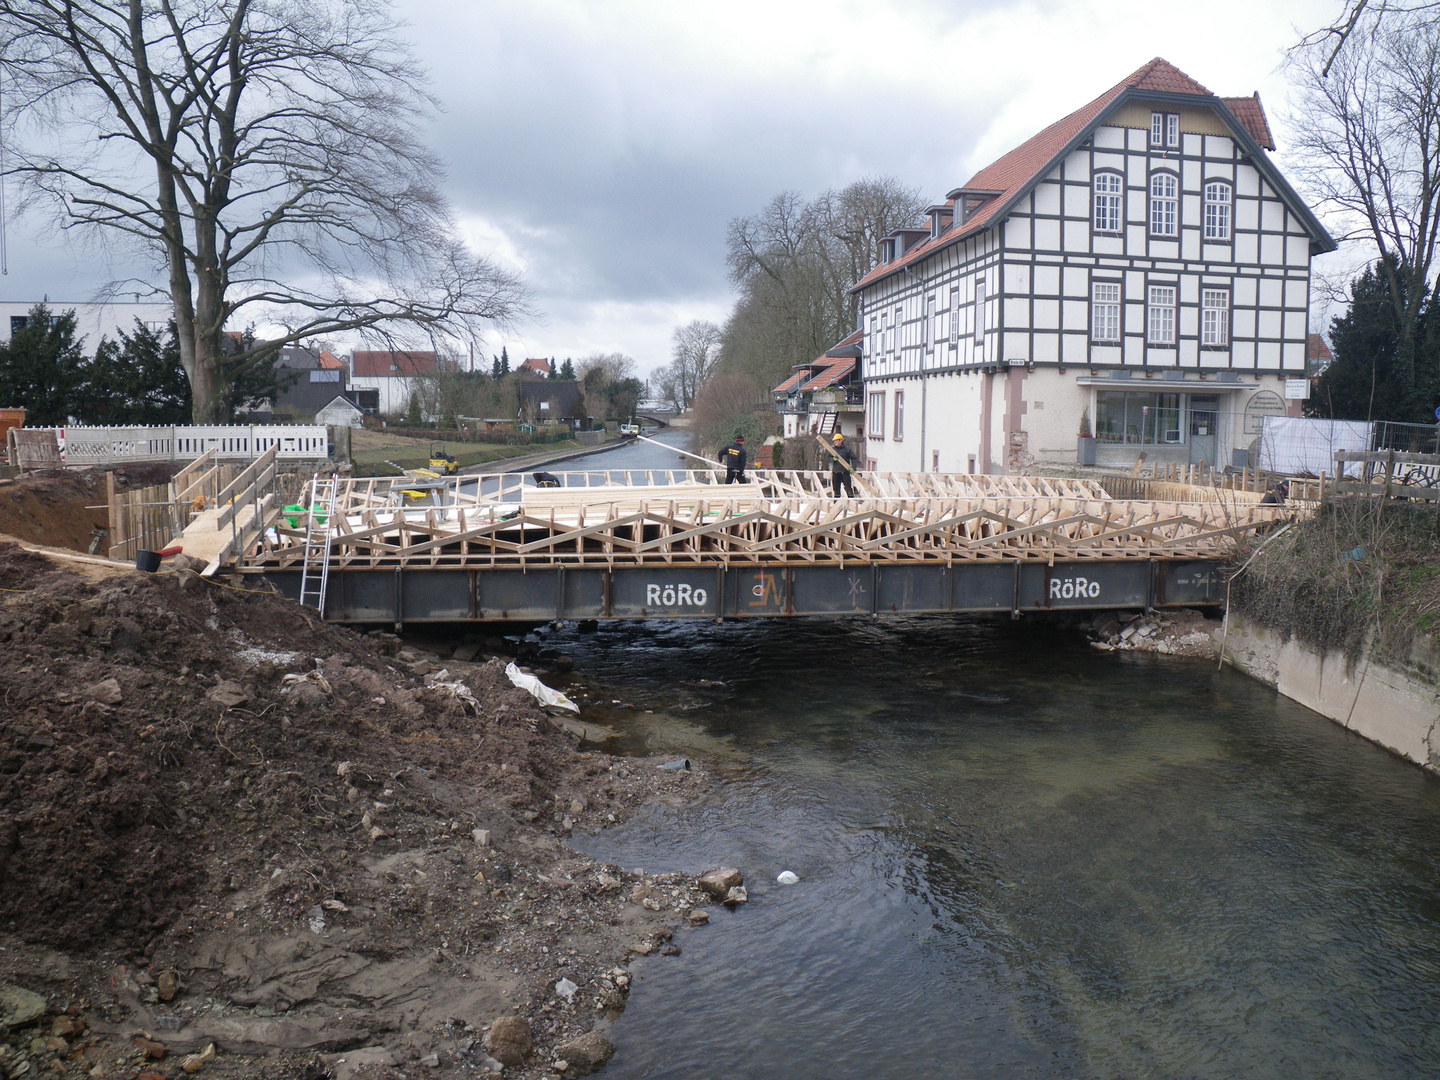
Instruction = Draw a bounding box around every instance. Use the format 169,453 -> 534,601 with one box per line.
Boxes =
505,661 -> 580,715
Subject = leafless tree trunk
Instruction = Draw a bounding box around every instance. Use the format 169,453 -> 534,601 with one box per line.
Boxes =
667,320 -> 722,409
1290,7 -> 1440,390
0,0 -> 527,422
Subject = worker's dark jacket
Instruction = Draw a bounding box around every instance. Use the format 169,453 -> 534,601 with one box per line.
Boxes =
831,442 -> 856,474
720,442 -> 747,472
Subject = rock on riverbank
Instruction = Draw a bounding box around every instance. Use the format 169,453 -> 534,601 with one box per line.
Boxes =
1082,608 -> 1218,658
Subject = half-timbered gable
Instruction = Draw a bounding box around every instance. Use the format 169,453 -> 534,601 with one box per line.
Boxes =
853,58 -> 1335,474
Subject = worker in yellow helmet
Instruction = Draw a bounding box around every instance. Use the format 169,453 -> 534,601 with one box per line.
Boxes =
830,431 -> 857,497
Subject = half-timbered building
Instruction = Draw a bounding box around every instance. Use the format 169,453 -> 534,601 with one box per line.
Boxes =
852,58 -> 1336,473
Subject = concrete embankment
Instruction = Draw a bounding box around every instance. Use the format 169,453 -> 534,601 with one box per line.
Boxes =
1219,614 -> 1440,772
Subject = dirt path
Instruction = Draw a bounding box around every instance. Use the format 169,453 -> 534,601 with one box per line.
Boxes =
0,544 -> 719,1079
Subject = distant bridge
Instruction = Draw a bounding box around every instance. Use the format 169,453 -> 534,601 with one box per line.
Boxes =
179,466 -> 1297,624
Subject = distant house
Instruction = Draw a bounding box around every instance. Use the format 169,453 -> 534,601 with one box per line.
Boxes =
350,350 -> 438,416
518,357 -> 553,377
517,380 -> 583,426
1306,334 -> 1333,374
315,395 -> 366,428
0,300 -> 172,347
263,344 -> 354,422
772,329 -> 864,440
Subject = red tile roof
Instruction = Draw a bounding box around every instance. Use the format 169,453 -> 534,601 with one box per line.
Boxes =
1221,95 -> 1275,150
351,350 -> 437,378
1306,333 -> 1333,362
800,358 -> 856,391
825,328 -> 864,355
853,58 -> 1308,293
317,350 -> 345,371
519,357 -> 552,374
773,369 -> 811,394
773,358 -> 857,395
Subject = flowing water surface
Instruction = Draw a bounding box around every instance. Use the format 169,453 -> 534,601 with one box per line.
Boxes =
536,615 -> 1440,1079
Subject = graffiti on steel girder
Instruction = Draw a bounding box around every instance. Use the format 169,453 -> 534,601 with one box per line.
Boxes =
847,573 -> 867,608
749,569 -> 782,608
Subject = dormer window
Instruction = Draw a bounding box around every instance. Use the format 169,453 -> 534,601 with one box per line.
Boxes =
1150,111 -> 1179,149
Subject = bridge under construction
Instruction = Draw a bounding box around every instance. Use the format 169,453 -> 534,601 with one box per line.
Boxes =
166,451 -> 1296,624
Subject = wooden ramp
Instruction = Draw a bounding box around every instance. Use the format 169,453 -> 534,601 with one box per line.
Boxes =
175,448 -> 281,574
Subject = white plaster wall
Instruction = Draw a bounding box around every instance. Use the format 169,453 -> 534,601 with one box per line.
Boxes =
1020,369 -> 1087,465
350,376 -> 415,416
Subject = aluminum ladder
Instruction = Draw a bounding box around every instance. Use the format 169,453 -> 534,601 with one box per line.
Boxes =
298,473 -> 338,615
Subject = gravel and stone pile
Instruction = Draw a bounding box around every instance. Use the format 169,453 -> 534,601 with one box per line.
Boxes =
1080,608 -> 1219,657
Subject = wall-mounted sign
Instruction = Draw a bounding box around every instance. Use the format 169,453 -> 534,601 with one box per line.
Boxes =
1244,390 -> 1285,434
1284,378 -> 1310,400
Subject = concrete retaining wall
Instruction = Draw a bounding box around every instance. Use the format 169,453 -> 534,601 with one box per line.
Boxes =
1219,614 -> 1440,771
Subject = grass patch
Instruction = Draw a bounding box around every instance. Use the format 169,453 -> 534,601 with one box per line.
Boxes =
1230,498 -> 1440,667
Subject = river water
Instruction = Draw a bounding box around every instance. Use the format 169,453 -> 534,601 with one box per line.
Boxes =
534,433 -> 1440,1078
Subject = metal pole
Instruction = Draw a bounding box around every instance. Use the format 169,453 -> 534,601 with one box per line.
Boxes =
635,433 -> 718,470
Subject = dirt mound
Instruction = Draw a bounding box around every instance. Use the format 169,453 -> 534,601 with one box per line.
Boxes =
0,544 -> 712,1078
0,464 -> 177,553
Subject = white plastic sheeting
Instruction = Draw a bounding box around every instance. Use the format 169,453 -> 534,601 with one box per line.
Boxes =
1257,416 -> 1373,477
505,662 -> 580,715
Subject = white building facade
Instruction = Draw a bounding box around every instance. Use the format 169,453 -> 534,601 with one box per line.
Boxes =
0,300 -> 173,349
853,60 -> 1335,474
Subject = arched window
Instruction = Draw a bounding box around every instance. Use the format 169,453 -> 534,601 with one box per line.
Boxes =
1092,172 -> 1123,234
1149,173 -> 1178,237
1203,181 -> 1232,240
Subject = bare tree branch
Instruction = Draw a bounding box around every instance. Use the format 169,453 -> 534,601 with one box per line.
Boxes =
0,0 -> 529,421
1289,5 -> 1440,400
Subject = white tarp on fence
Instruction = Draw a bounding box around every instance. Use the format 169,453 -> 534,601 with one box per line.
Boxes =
1257,416 -> 1373,477
47,424 -> 328,465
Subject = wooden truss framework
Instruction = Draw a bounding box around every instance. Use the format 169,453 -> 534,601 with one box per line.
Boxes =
231,470 -> 1297,573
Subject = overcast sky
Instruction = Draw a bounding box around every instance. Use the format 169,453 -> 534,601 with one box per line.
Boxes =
6,0 -> 1342,375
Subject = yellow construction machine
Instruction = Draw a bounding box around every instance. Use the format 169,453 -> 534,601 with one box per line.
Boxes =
429,445 -> 458,475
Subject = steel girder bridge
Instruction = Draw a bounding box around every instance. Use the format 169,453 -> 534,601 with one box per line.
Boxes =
182,467 -> 1296,625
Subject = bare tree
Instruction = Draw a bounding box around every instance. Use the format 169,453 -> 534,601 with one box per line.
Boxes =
1297,1 -> 1440,75
1290,7 -> 1440,394
666,320 -> 722,409
722,177 -> 923,387
0,0 -> 527,422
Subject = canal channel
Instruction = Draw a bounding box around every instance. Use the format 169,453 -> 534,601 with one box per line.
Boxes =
513,433 -> 1440,1079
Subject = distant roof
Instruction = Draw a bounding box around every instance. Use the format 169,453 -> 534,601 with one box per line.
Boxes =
352,350 -> 437,378
317,394 -> 363,414
318,350 -> 345,370
853,58 -> 1331,294
824,328 -> 864,358
1306,334 -> 1333,362
519,357 -> 552,374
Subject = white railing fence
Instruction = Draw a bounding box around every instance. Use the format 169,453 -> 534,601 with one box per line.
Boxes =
45,424 -> 329,465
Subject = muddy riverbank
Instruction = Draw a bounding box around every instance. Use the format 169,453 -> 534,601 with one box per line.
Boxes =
0,541 -> 723,1080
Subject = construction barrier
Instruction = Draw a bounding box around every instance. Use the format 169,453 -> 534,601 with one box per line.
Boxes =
38,424 -> 329,465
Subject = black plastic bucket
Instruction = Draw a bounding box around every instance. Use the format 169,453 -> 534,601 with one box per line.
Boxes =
135,550 -> 162,573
